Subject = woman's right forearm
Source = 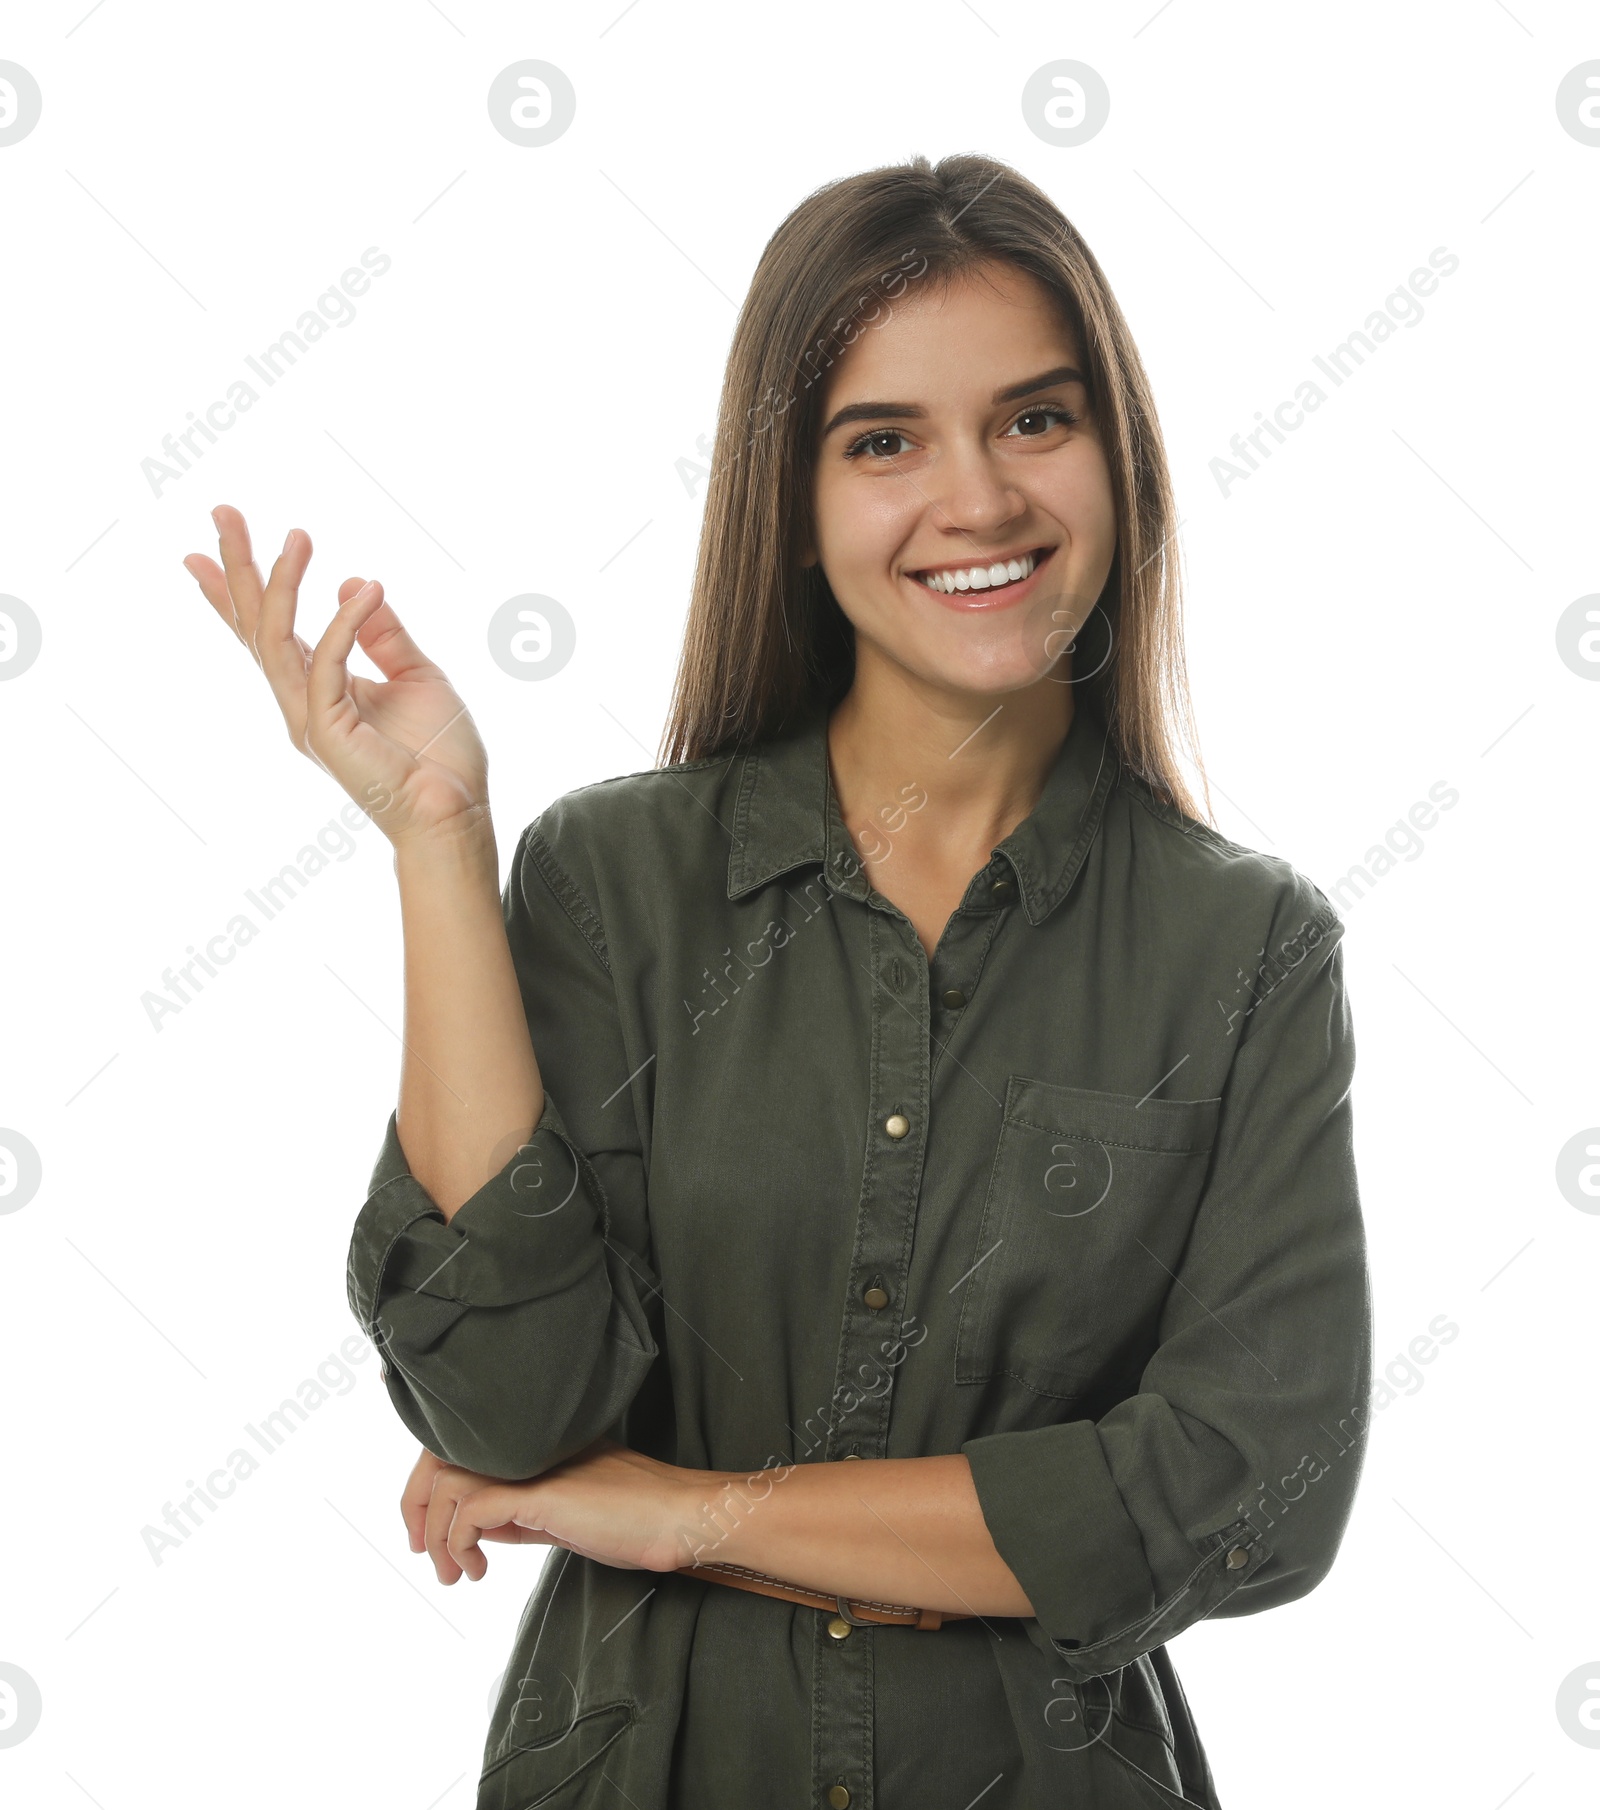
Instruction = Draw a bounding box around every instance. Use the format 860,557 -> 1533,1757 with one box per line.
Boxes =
391,820 -> 544,1222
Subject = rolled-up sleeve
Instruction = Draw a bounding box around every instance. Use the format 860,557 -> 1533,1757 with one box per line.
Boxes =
344,818 -> 660,1481
962,892 -> 1372,1683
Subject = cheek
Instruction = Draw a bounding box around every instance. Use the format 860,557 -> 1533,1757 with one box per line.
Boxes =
1042,447 -> 1116,547
814,471 -> 922,567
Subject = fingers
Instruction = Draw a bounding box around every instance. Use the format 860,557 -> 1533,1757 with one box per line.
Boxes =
183,551 -> 257,656
185,506 -> 421,690
304,578 -> 388,760
416,1469 -> 553,1584
184,507 -> 315,705
442,1486 -> 525,1584
184,554 -> 274,664
208,504 -> 267,642
421,1465 -> 468,1583
252,523 -> 316,694
424,1467 -> 508,1584
400,1446 -> 446,1554
351,592 -> 446,685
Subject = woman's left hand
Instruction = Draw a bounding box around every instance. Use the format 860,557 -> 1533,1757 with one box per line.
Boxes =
407,1439 -> 705,1585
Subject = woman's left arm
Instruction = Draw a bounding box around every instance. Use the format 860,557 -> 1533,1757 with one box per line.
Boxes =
674,1449 -> 1035,1615
415,1437 -> 1032,1615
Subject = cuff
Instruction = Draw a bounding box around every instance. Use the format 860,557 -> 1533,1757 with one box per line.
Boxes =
962,1420 -> 1266,1680
963,1419 -> 1153,1643
345,1090 -> 602,1337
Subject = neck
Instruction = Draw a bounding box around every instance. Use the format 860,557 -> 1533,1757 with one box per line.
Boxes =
826,644 -> 1076,860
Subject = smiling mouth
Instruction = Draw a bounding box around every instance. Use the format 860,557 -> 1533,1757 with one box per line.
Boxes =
910,545 -> 1055,596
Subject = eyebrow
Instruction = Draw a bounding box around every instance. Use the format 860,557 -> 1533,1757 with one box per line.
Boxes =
818,364 -> 1086,439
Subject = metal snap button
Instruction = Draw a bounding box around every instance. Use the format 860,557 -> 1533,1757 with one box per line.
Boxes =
826,1615 -> 852,1640
863,1285 -> 890,1310
1226,1546 -> 1249,1569
884,1113 -> 910,1139
941,987 -> 967,1008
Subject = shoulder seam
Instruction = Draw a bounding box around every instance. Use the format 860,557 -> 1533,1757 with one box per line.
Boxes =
522,822 -> 611,974
1230,903 -> 1347,1055
1119,775 -> 1346,937
1121,774 -> 1252,858
556,753 -> 737,800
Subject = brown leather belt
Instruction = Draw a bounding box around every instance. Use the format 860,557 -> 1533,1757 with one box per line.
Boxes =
681,1560 -> 971,1631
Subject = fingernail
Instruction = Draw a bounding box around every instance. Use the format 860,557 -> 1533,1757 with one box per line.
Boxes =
211,508 -> 222,529
282,530 -> 295,556
355,580 -> 377,600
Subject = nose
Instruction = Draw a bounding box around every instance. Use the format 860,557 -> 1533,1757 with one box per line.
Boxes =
926,440 -> 1026,540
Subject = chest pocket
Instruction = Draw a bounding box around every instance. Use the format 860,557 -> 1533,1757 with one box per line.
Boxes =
954,1076 -> 1222,1401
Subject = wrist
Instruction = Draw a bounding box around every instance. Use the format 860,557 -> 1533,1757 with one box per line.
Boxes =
391,813 -> 499,886
666,1464 -> 785,1572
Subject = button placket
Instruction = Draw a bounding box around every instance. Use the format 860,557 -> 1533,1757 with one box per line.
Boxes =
926,904 -> 1004,1091
982,846 -> 1023,909
810,903 -> 930,1810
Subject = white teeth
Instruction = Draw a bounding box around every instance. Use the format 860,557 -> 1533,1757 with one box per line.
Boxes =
916,550 -> 1040,595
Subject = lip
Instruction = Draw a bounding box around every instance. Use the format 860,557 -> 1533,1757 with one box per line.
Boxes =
904,544 -> 1058,613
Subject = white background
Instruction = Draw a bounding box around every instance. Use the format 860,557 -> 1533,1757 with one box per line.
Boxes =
2,1 -> 1596,1804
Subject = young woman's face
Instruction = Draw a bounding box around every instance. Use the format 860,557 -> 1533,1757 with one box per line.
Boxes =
806,259 -> 1117,700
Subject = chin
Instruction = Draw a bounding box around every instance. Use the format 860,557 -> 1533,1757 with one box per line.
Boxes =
851,604 -> 1079,700
913,646 -> 1066,699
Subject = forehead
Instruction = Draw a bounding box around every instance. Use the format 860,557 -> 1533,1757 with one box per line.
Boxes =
818,262 -> 1081,406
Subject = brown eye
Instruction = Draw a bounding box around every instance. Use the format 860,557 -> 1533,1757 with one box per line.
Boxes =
845,428 -> 913,460
1006,406 -> 1078,438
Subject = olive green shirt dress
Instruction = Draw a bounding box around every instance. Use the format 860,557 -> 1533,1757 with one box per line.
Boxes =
344,692 -> 1372,1809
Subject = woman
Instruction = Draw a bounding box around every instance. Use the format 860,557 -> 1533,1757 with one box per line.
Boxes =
184,153 -> 1371,1809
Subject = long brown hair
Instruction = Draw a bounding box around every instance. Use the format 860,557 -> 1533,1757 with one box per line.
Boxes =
658,152 -> 1209,823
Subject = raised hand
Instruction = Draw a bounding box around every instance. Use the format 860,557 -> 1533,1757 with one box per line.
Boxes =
183,504 -> 490,848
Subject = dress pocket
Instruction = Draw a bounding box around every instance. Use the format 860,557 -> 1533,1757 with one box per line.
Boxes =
954,1077 -> 1222,1400
476,1697 -> 637,1810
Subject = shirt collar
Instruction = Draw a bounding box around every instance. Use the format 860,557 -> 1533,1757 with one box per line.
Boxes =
725,695 -> 1119,927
